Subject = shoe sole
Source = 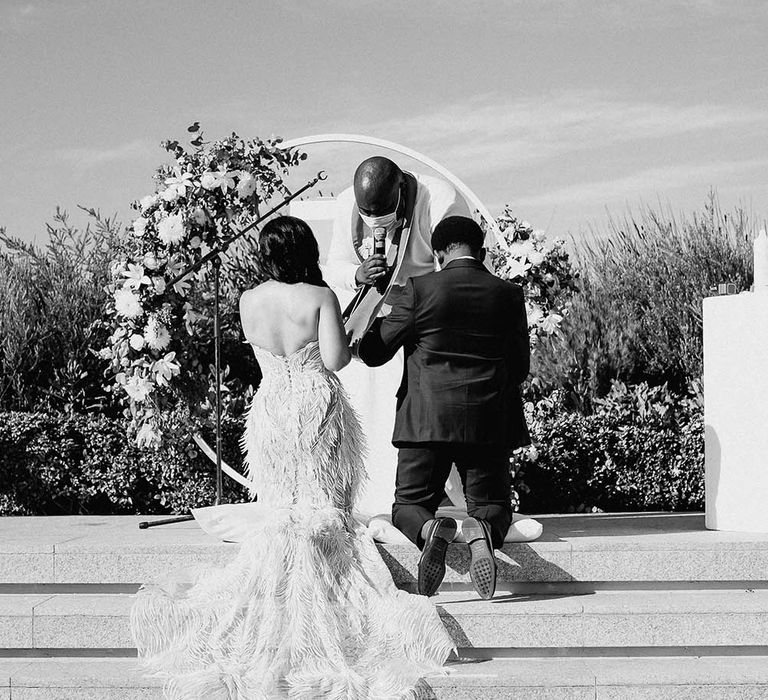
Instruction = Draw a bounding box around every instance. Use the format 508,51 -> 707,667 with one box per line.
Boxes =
464,518 -> 497,600
418,518 -> 457,597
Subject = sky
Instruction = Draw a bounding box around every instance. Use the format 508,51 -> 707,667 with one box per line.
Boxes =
2,0 -> 767,246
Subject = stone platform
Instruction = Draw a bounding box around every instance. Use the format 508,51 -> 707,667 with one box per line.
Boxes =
2,512 -> 768,698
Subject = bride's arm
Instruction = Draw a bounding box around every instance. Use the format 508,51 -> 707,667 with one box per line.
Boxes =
318,288 -> 351,371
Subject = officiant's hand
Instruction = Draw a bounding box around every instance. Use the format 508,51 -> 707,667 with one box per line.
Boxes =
355,254 -> 387,286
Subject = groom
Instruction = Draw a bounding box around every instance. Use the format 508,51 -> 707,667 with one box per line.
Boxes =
358,216 -> 530,599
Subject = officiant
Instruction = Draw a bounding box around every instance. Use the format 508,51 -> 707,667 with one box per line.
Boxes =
324,156 -> 470,517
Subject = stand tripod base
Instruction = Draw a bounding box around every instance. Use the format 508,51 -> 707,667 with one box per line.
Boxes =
138,514 -> 195,529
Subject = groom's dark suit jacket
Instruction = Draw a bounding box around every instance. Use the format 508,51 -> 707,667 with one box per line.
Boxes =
358,257 -> 530,448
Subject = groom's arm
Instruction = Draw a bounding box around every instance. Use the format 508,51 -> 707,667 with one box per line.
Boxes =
506,284 -> 530,384
357,278 -> 417,367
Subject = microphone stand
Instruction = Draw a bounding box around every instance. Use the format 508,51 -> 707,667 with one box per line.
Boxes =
139,171 -> 327,529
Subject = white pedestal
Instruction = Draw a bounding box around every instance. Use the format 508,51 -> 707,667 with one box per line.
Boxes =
704,293 -> 768,532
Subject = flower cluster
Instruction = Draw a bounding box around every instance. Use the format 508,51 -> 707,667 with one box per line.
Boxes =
101,125 -> 305,447
489,207 -> 579,348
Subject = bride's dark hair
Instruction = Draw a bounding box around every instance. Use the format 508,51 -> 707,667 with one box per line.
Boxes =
257,215 -> 326,287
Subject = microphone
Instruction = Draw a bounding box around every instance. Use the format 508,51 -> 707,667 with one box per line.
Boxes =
373,227 -> 386,257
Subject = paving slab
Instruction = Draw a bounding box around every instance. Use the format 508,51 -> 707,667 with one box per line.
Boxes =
0,595 -> 53,648
6,588 -> 768,651
2,513 -> 768,585
4,656 -> 768,700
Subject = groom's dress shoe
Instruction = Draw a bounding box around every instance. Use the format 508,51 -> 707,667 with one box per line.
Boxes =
463,517 -> 497,600
417,517 -> 457,597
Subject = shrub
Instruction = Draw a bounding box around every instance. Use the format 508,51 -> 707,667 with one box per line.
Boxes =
0,209 -> 120,413
514,381 -> 704,514
0,410 -> 249,516
531,195 -> 755,410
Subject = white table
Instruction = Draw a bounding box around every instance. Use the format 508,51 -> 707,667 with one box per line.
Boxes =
704,293 -> 768,532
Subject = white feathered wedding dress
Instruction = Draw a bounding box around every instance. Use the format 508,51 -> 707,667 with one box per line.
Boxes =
131,340 -> 454,699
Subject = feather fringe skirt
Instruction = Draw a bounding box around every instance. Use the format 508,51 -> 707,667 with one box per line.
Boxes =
131,508 -> 454,699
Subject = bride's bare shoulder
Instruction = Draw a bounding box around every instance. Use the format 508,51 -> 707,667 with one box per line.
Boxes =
240,281 -> 330,309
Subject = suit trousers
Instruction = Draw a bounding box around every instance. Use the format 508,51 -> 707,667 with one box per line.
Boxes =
392,443 -> 513,550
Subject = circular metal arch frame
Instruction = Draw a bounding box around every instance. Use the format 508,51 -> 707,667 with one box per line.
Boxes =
280,133 -> 506,247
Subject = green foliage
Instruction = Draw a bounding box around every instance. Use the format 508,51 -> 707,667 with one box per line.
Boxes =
513,382 -> 704,514
531,195 -> 755,410
0,208 -> 120,412
0,410 -> 248,516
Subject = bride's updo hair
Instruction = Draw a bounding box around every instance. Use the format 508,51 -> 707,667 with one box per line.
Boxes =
257,215 -> 326,287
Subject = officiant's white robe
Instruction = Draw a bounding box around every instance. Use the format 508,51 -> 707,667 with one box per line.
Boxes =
323,173 -> 470,518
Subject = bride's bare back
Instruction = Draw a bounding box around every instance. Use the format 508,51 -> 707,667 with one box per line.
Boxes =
239,280 -> 350,371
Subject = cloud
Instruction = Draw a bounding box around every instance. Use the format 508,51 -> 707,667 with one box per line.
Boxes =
510,158 -> 768,208
355,90 -> 767,178
53,139 -> 156,167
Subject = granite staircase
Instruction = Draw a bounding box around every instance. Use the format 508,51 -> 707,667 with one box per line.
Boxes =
2,512 -> 768,699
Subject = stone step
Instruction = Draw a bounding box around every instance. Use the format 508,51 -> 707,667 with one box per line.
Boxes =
3,513 -> 768,586
4,589 -> 768,651
2,655 -> 768,699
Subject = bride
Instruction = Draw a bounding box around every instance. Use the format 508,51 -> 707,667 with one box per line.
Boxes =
131,215 -> 454,699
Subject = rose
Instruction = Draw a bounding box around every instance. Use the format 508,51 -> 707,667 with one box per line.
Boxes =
236,172 -> 257,199
191,207 -> 209,226
129,333 -> 146,351
528,250 -> 546,266
158,213 -> 185,246
133,217 -> 148,237
161,187 -> 180,203
139,194 -> 159,212
200,172 -> 218,190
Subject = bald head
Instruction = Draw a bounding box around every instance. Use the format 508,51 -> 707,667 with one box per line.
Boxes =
353,156 -> 404,216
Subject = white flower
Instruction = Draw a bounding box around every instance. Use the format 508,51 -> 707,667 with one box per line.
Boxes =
163,168 -> 195,200
144,317 -> 171,351
200,172 -> 218,190
152,277 -> 167,295
124,374 -> 153,402
236,171 -> 258,198
152,351 -> 181,386
136,421 -> 161,448
133,217 -> 148,237
191,207 -> 209,226
129,333 -> 145,351
161,187 -> 180,203
539,313 -> 563,335
189,235 -> 201,249
504,257 -> 530,280
509,240 -> 535,260
139,194 -> 159,212
183,302 -> 202,334
532,229 -> 546,244
114,288 -> 143,318
528,250 -> 546,266
122,263 -> 151,290
526,301 -> 544,327
200,167 -> 236,194
157,213 -> 185,246
527,445 -> 540,461
142,253 -> 160,270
